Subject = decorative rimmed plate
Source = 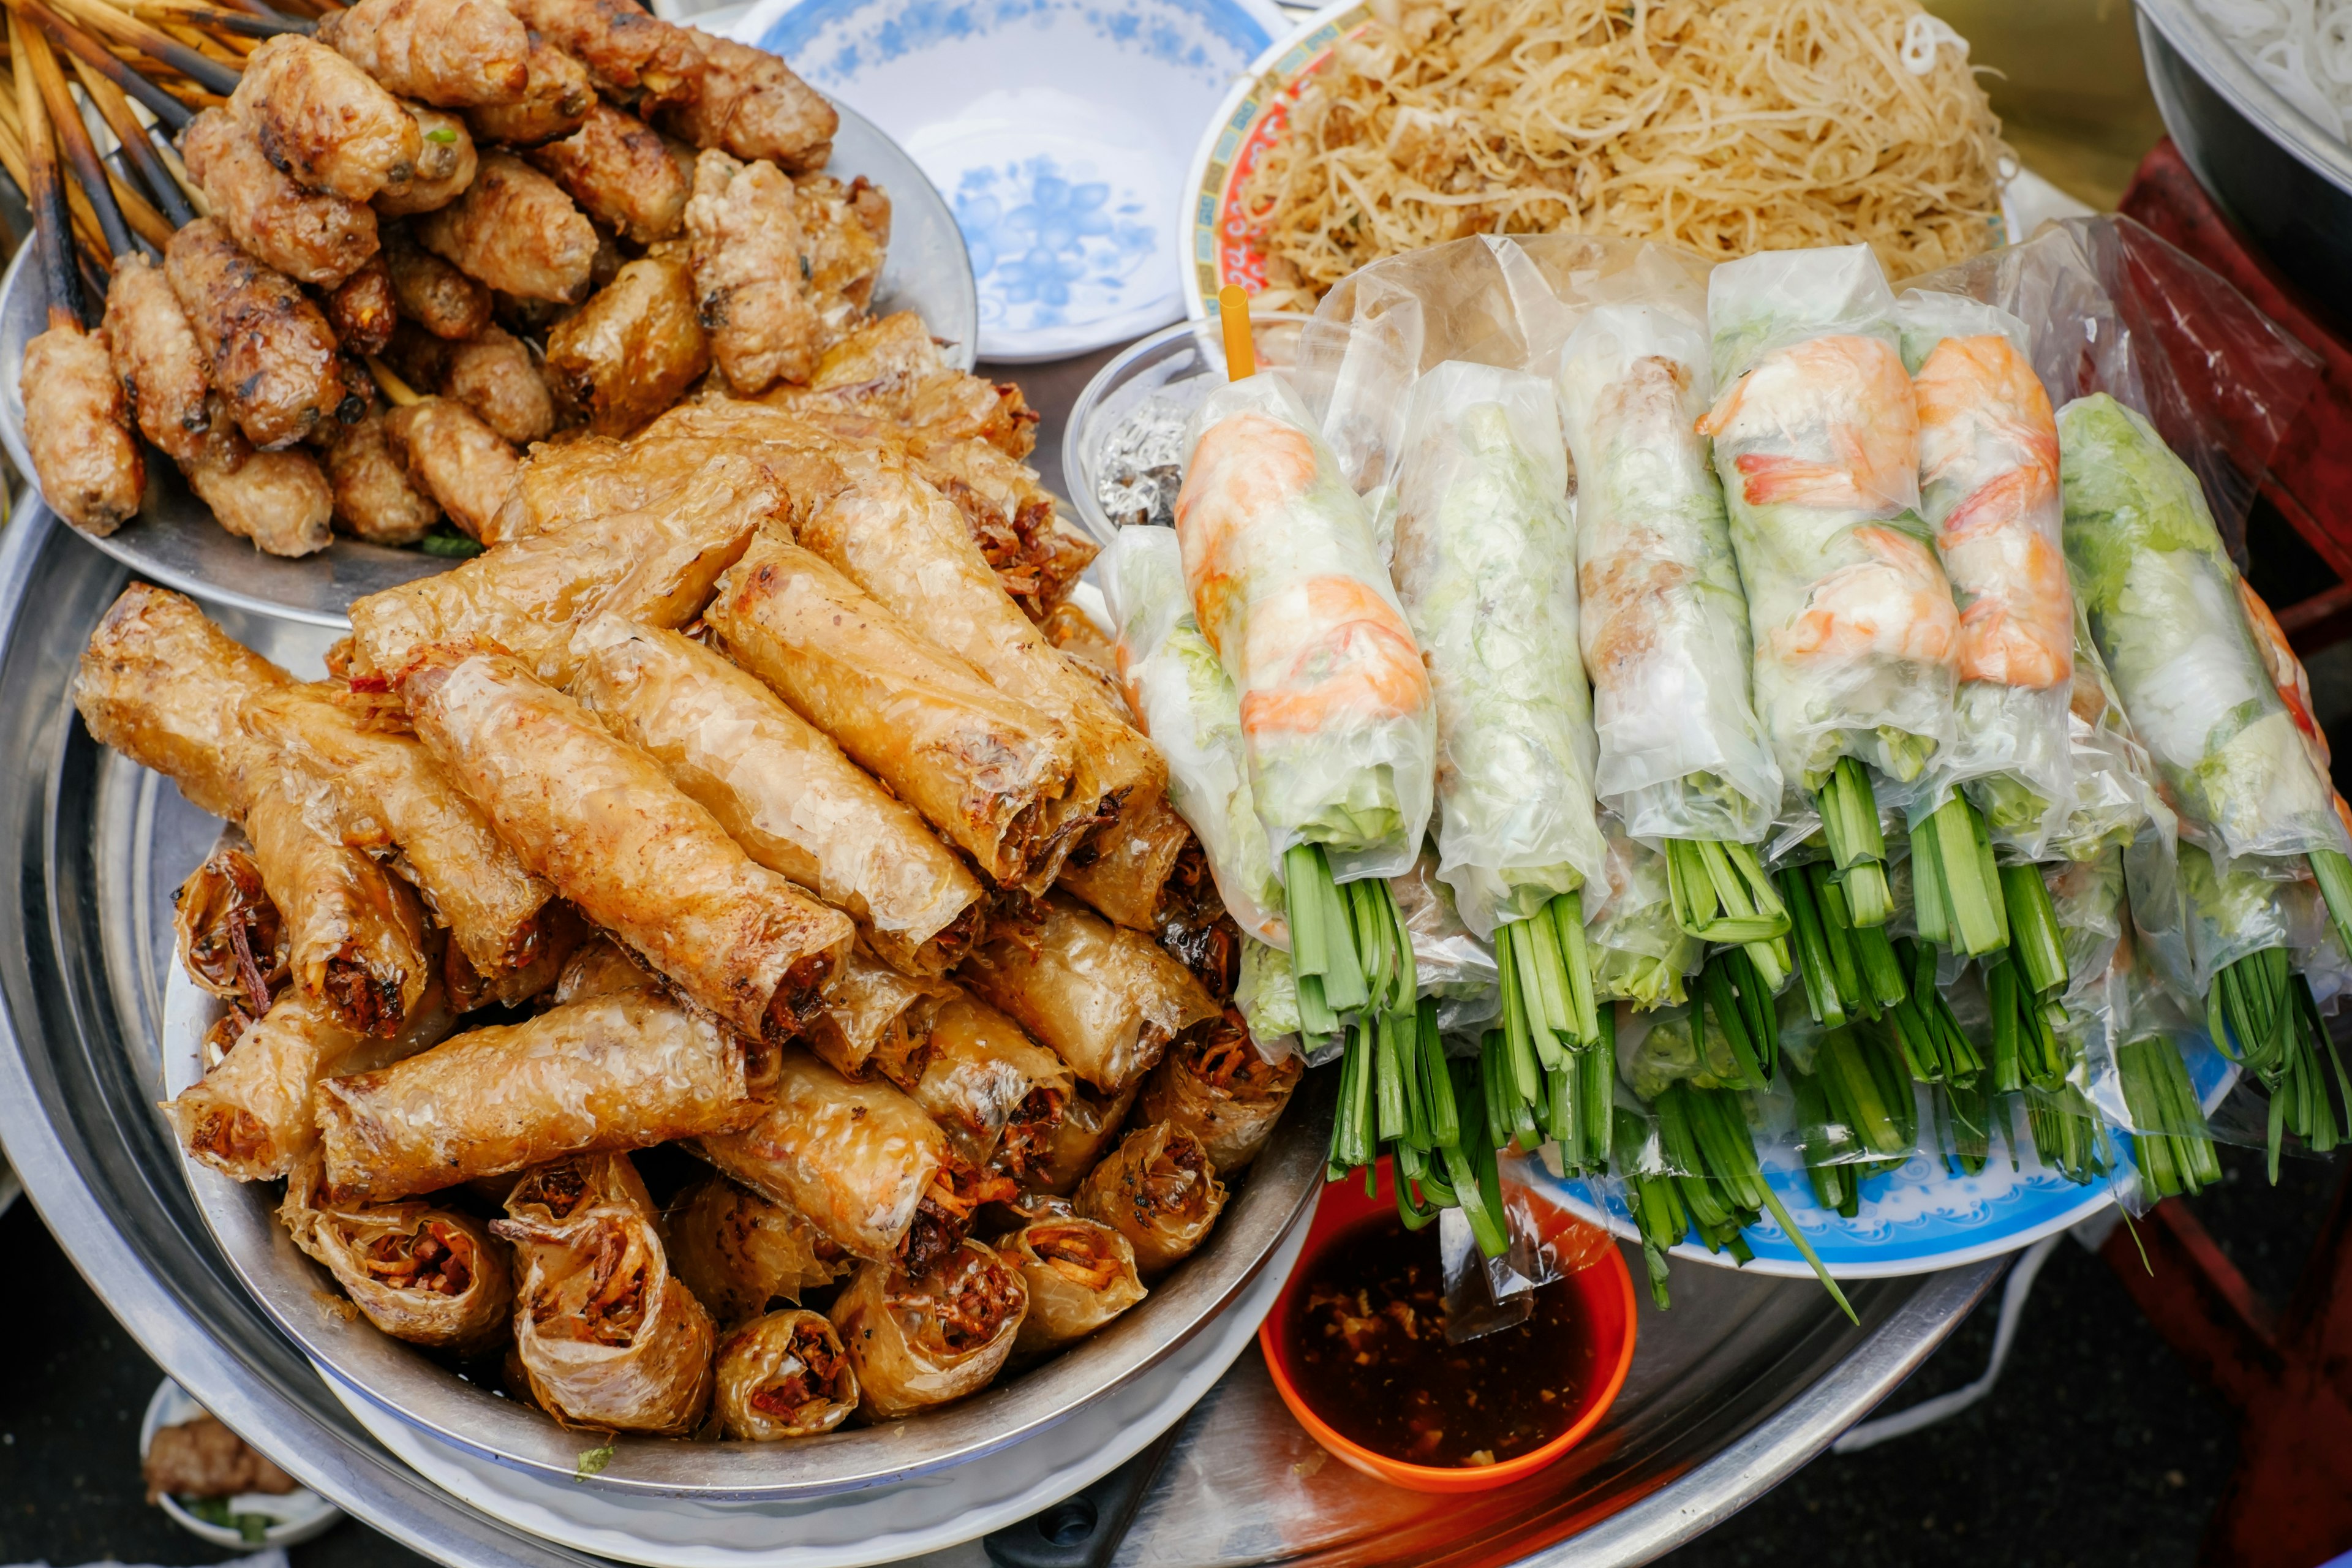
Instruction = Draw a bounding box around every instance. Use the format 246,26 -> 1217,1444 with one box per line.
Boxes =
0,99 -> 976,630
730,0 -> 1287,362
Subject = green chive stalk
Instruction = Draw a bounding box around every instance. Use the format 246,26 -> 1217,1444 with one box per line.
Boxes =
2310,846 -> 2352,970
1693,946 -> 1778,1090
1986,951 -> 2064,1094
1934,1077 -> 1993,1177
2024,1083 -> 2111,1185
1613,1104 -> 1687,1310
1655,1081 -> 1855,1321
2115,1035 -> 2221,1199
1666,837 -> 1794,990
1549,1004 -> 1616,1177
1782,862 -> 1911,1027
1817,757 -> 1893,927
1284,843 -> 1417,1039
1907,793 -> 2010,957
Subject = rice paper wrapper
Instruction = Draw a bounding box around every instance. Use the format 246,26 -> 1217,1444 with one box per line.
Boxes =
2128,830 -> 2296,1003
998,1217 -> 1147,1359
714,1308 -> 859,1441
1389,850 -> 1501,1033
2049,603 -> 2174,862
1234,937 -> 1303,1061
1557,302 -> 1780,844
1177,373 -> 1436,883
280,1153 -> 513,1356
1585,823 -> 1701,1010
828,1241 -> 1027,1420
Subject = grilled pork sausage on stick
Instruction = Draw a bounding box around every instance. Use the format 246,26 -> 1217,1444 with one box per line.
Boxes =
371,104 -> 476,216
167,216 -> 356,447
323,253 -> 398,355
231,34 -> 420,202
504,0 -> 699,111
685,147 -> 819,393
382,224 -> 491,337
523,101 -> 687,243
463,32 -> 593,146
314,0 -> 532,108
662,28 -> 835,173
323,404 -> 441,543
414,149 -> 596,302
182,106 -> 379,286
102,252 -> 209,464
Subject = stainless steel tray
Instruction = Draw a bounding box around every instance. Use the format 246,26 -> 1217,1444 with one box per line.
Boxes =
0,97 -> 980,630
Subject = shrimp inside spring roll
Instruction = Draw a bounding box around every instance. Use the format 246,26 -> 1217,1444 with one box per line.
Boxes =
281,1152 -> 513,1355
1137,1009 -> 1302,1172
998,1216 -> 1145,1360
1074,1123 -> 1227,1276
829,1239 -> 1028,1420
715,1309 -> 859,1440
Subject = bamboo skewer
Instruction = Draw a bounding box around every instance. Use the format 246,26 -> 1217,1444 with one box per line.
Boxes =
32,0 -> 195,127
365,355 -> 422,407
119,0 -> 309,39
12,3 -> 137,261
64,39 -> 194,227
40,0 -> 239,97
0,94 -> 108,263
10,10 -> 89,326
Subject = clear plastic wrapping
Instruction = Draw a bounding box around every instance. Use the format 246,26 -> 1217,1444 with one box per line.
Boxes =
2048,603 -> 2173,863
1585,823 -> 1702,1009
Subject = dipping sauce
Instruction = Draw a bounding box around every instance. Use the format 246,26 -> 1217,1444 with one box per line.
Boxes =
1281,1213 -> 1594,1469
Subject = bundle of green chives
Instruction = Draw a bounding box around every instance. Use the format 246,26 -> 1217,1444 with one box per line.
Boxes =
1877,940 -> 1981,1085
1790,1025 -> 1914,1217
1817,758 -> 1895,927
1692,946 -> 1778,1090
1986,950 -> 2065,1095
2205,951 -> 2352,1177
1613,1104 -> 1687,1310
1909,793 -> 2010,957
1652,1081 -> 1855,1320
1933,1077 -> 1993,1177
1284,843 -> 1415,1042
1666,837 -> 1793,990
2114,1035 -> 2221,1199
2024,1083 -> 2111,1185
1782,862 -> 1909,1027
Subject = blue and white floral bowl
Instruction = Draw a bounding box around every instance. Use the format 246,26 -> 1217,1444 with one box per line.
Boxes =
729,0 -> 1289,361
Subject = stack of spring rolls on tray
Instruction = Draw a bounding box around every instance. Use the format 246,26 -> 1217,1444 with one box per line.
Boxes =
74,369 -> 1305,1439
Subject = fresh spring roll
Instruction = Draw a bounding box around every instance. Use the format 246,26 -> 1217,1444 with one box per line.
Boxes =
315,990 -> 775,1201
1072,1122 -> 1226,1276
1020,1080 -> 1139,1197
2049,603 -> 2172,863
279,1152 -> 512,1355
1698,247 -> 1959,812
806,946 -> 959,1089
174,842 -> 286,1012
1556,303 -> 1781,843
239,680 -> 559,976
1136,1008 -> 1300,1172
167,974 -> 457,1181
572,619 -> 986,975
706,533 -> 1081,891
696,1048 -> 948,1262
75,586 -> 431,1035
666,1174 -> 851,1325
1174,371 -> 1437,884
716,1310 -> 859,1439
492,1153 -> 715,1434
400,645 -> 855,1040
794,445 -> 1175,917
342,450 -> 783,687
1898,292 -> 2077,855
2057,394 -> 2350,866
1385,360 -> 1608,935
1101,527 -> 1286,945
829,1239 -> 1028,1420
999,1216 -> 1145,1359
957,894 -> 1220,1093
1585,822 -> 1703,1009
911,994 -> 1075,1165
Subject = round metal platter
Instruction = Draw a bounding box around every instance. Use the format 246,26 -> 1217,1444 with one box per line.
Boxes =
0,97 -> 979,630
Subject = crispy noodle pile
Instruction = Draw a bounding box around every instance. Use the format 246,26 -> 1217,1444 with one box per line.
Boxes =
1238,0 -> 2015,307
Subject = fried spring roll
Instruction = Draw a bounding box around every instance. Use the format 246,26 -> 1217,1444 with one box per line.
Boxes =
1018,1080 -> 1138,1197
1057,790 -> 1197,935
958,895 -> 1217,1093
442,902 -> 584,1011
696,1048 -> 946,1262
769,311 -> 1035,458
174,842 -> 286,1012
316,989 -> 775,1200
464,33 -> 594,146
281,1152 -> 513,1354
707,535 -> 1080,891
549,933 -> 656,1005
805,948 -> 957,1089
668,1175 -> 849,1325
183,108 -> 379,288
401,646 -> 853,1037
317,0 -> 531,108
1137,1010 -> 1300,1174
998,1217 -> 1144,1359
347,451 -> 780,684
911,995 -> 1072,1166
232,37 -> 421,203
415,151 -> 598,304
492,1152 -> 715,1434
573,620 -> 985,975
72,583 -> 283,820
526,104 -> 689,243
167,219 -> 353,450
663,30 -> 836,173
1072,1123 -> 1225,1276
325,404 -> 440,544
829,1240 -> 1026,1420
716,1310 -> 858,1439
104,253 -> 211,467
488,432 -> 768,543
543,257 -> 709,437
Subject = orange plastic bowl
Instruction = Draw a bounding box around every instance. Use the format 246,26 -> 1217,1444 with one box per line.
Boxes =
1258,1156 -> 1637,1493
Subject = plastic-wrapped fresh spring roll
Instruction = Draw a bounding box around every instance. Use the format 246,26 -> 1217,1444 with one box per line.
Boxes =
572,619 -> 986,976
1699,246 -> 1962,927
492,1154 -> 715,1434
174,842 -> 285,1013
805,947 -> 959,1090
1585,824 -> 1702,1011
1073,1122 -> 1226,1276
1389,850 -> 1502,1033
911,995 -> 1074,1166
1101,527 -> 1286,946
715,1310 -> 859,1439
168,974 -> 458,1182
401,644 -> 855,1039
1175,370 -> 1436,1030
2047,604 -> 2171,864
1897,292 -> 2076,861
666,1174 -> 851,1325
1017,1080 -> 1139,1197
1558,303 -> 1789,969
1137,1008 -> 1300,1172
315,990 -> 775,1201
279,1152 -> 513,1355
829,1239 -> 1029,1420
998,1216 -> 1145,1359
959,894 -> 1220,1093
696,1049 -> 948,1262
707,533 -> 1082,891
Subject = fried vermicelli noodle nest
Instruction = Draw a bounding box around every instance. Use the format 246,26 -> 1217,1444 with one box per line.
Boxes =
1238,0 -> 2012,308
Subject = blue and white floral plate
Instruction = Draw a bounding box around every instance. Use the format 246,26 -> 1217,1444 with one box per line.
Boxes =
729,0 -> 1289,361
1536,1039 -> 2237,1280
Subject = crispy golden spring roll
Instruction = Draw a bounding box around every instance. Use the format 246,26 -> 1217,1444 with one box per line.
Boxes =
998,1217 -> 1145,1359
543,256 -> 709,437
1021,1080 -> 1139,1198
239,681 -> 557,975
401,646 -> 854,1039
829,1240 -> 1027,1420
505,1147 -> 652,1223
344,451 -> 784,686
666,1174 -> 850,1325
280,1152 -> 513,1355
696,1048 -> 946,1262
806,947 -> 957,1088
243,765 -> 432,1035
486,432 -> 767,544
1056,790 -> 1197,935
1073,1123 -> 1226,1276
167,974 -> 457,1181
957,895 -> 1217,1093
174,842 -> 285,1013
1148,842 -> 1243,1003
492,1153 -> 714,1434
715,1310 -> 858,1440
707,534 -> 1081,892
910,995 -> 1072,1166
1137,1010 -> 1301,1174
442,901 -> 586,1012
549,932 -> 657,1005
572,620 -> 984,975
315,990 -> 775,1201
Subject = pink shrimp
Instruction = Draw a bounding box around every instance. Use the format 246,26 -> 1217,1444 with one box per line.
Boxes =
1172,410 -> 1319,657
2237,577 -> 2332,765
1239,576 -> 1431,737
1697,336 -> 1920,514
1914,334 -> 2072,691
1772,525 -> 1959,668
